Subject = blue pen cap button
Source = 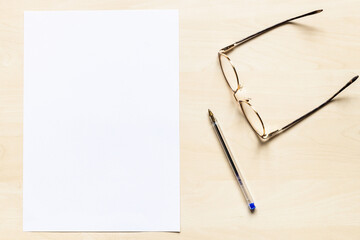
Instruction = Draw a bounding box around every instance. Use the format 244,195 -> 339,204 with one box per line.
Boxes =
249,203 -> 256,210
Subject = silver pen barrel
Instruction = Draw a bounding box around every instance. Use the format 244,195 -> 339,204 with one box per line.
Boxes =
208,109 -> 255,211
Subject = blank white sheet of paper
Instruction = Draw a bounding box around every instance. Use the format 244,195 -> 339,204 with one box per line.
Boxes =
23,10 -> 179,232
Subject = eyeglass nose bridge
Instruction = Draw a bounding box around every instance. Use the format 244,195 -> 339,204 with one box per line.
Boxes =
233,88 -> 251,102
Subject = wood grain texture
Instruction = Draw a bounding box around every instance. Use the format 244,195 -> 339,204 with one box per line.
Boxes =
0,0 -> 359,239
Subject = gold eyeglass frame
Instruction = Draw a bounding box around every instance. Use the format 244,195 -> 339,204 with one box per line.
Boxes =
218,9 -> 358,141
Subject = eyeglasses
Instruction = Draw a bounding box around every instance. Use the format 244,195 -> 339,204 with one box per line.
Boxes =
218,9 -> 358,140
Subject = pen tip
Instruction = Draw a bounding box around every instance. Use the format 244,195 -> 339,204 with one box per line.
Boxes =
208,109 -> 213,117
208,109 -> 216,122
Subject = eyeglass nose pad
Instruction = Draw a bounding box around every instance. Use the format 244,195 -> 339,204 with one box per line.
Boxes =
233,88 -> 251,102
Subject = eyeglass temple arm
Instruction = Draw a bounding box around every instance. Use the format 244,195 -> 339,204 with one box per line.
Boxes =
265,75 -> 359,139
220,9 -> 323,53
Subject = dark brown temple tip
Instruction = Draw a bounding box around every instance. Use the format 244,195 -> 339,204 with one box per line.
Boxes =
351,75 -> 359,83
314,9 -> 323,14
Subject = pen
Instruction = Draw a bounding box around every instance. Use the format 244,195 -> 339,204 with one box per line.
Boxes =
208,109 -> 256,211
